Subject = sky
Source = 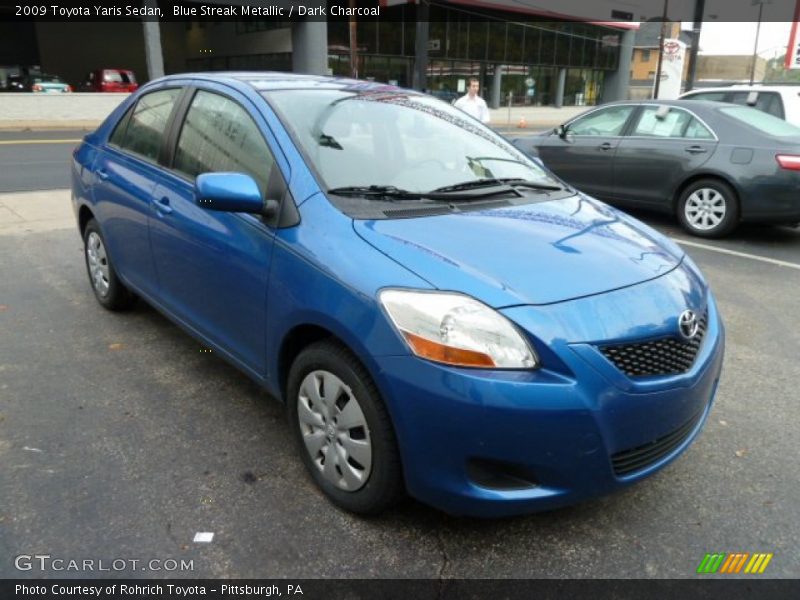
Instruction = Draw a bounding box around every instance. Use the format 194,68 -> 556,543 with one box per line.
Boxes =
683,21 -> 793,59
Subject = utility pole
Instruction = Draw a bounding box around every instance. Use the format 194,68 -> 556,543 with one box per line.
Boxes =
684,0 -> 705,92
750,0 -> 769,85
141,0 -> 164,81
349,0 -> 358,78
413,2 -> 430,91
653,0 -> 670,99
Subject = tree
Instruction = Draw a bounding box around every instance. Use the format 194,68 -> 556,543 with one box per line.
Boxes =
764,54 -> 800,83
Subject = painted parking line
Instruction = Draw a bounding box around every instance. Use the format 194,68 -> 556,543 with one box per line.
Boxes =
0,139 -> 81,145
673,237 -> 800,271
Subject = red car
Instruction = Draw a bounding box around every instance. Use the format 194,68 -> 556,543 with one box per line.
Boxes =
84,69 -> 138,93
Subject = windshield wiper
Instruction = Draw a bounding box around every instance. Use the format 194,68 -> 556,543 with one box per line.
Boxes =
327,184 -> 521,202
327,185 -> 423,200
430,178 -> 563,193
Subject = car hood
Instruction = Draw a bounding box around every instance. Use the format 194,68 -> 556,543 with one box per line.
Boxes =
353,194 -> 684,307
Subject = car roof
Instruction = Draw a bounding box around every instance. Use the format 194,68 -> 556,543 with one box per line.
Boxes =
600,99 -> 725,110
153,71 -> 410,93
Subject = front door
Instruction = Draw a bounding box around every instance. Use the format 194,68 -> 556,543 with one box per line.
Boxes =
148,88 -> 285,376
613,105 -> 718,207
537,104 -> 637,200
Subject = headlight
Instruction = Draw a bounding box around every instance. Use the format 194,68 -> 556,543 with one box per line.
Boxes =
379,289 -> 538,369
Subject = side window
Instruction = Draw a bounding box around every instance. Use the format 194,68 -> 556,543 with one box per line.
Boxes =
684,91 -> 728,102
174,90 -> 274,195
568,105 -> 635,136
112,88 -> 181,162
109,106 -> 133,147
631,106 -> 692,138
763,93 -> 785,119
729,92 -> 749,106
684,118 -> 715,140
730,92 -> 785,120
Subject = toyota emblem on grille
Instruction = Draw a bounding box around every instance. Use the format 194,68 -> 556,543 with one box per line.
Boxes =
678,310 -> 699,340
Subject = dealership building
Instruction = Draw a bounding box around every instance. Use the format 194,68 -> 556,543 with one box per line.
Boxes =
0,0 -> 641,107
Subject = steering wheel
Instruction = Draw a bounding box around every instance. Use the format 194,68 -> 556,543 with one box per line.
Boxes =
582,127 -> 602,136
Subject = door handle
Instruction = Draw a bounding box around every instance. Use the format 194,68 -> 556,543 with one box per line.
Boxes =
599,142 -> 614,151
685,145 -> 708,154
155,196 -> 173,215
96,168 -> 109,181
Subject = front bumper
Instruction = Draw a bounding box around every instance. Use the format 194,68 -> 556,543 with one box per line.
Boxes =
373,269 -> 725,517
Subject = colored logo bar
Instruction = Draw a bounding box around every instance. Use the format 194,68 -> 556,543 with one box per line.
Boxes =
697,553 -> 773,574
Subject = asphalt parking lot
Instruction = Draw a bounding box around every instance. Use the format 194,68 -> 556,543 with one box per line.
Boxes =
0,133 -> 799,579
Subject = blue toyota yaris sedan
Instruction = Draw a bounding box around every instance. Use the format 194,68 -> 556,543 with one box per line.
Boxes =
71,73 -> 724,517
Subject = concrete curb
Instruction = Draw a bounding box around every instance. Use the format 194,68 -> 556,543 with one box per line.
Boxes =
0,92 -> 127,131
0,121 -> 101,131
0,94 -> 588,131
0,119 -> 565,133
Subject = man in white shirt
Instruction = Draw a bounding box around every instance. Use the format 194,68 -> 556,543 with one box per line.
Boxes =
454,78 -> 491,124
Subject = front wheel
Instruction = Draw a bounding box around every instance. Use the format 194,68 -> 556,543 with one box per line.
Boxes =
287,340 -> 403,515
677,179 -> 739,238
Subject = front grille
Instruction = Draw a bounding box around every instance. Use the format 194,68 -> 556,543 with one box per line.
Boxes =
611,409 -> 704,476
599,312 -> 708,378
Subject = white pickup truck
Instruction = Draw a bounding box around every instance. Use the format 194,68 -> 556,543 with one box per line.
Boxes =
679,85 -> 800,126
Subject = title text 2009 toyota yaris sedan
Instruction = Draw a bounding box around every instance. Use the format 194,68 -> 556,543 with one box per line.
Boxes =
71,73 -> 724,517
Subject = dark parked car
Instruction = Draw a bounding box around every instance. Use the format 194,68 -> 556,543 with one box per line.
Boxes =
5,74 -> 25,91
513,99 -> 800,237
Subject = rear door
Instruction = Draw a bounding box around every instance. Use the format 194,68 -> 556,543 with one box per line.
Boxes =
537,104 -> 637,200
148,85 -> 290,376
92,87 -> 183,297
612,105 -> 718,208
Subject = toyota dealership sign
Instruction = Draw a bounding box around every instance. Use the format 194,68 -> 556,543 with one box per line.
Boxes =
655,38 -> 686,100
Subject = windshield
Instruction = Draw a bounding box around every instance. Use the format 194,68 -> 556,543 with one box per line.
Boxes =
103,71 -> 135,83
719,106 -> 800,137
264,89 -> 558,193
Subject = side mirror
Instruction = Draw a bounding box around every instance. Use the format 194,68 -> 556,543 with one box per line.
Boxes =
195,172 -> 279,217
555,124 -> 575,142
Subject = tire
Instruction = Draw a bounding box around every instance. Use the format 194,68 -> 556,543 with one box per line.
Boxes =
83,219 -> 134,310
676,178 -> 739,238
287,340 -> 403,515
